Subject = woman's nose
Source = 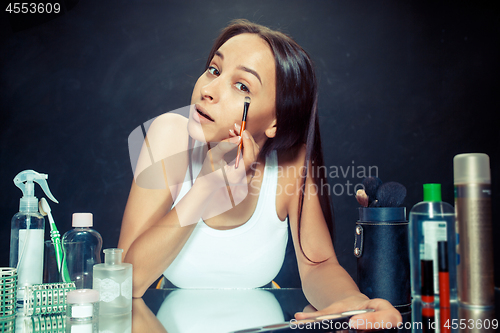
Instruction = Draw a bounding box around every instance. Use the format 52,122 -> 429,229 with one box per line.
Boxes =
201,79 -> 219,103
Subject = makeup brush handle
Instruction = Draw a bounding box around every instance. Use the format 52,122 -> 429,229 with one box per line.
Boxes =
235,122 -> 246,168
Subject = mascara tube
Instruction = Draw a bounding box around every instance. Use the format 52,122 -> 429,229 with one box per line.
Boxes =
454,153 -> 494,308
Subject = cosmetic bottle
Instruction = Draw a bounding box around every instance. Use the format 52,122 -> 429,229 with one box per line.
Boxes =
93,248 -> 132,315
9,170 -> 58,302
66,289 -> 99,333
409,183 -> 457,303
454,153 -> 494,308
62,213 -> 103,289
66,289 -> 99,320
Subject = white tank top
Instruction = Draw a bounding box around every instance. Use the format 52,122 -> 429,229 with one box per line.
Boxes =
164,141 -> 288,288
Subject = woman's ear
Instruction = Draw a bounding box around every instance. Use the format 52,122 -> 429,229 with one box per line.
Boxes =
265,119 -> 277,139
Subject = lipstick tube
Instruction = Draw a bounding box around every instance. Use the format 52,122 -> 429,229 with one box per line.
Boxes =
438,241 -> 450,308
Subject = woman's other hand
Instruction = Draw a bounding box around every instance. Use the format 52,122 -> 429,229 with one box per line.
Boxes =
294,295 -> 402,330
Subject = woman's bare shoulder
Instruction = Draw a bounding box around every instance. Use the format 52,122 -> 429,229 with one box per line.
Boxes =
146,112 -> 189,157
134,113 -> 190,191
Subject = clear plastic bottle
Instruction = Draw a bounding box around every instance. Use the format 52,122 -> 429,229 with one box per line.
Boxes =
9,170 -> 58,302
409,184 -> 457,304
92,248 -> 132,315
62,213 -> 103,289
10,211 -> 44,300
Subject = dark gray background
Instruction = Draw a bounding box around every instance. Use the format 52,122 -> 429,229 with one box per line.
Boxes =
1,1 -> 498,288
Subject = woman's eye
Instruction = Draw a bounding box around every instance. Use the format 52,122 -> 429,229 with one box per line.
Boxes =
235,82 -> 250,93
207,66 -> 220,76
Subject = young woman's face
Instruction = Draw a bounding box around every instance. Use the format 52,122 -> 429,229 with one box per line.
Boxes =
188,33 -> 276,144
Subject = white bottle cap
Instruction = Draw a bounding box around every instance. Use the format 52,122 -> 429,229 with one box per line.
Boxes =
453,153 -> 491,184
72,213 -> 93,227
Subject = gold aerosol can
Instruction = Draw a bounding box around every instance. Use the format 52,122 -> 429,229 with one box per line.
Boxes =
453,153 -> 494,307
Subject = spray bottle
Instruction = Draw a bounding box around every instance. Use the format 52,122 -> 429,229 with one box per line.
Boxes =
454,153 -> 494,307
9,170 -> 58,301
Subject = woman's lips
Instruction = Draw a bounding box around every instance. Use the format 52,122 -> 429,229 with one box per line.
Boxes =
194,105 -> 214,123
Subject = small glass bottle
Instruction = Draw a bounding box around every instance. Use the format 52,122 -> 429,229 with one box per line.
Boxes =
92,248 -> 132,315
62,213 -> 103,289
409,184 -> 457,304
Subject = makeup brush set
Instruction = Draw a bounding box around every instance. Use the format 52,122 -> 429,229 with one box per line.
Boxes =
355,177 -> 407,208
354,177 -> 412,325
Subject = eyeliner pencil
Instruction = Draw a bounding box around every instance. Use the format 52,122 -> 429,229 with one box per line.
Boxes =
235,96 -> 251,168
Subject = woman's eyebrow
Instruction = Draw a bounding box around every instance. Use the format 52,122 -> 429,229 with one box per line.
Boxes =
214,50 -> 262,85
237,65 -> 262,85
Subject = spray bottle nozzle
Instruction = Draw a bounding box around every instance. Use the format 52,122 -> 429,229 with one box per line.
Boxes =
14,170 -> 58,212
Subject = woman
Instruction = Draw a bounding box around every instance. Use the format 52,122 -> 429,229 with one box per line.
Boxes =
118,19 -> 401,329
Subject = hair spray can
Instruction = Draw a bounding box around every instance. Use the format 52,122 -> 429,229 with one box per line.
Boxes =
453,153 -> 494,307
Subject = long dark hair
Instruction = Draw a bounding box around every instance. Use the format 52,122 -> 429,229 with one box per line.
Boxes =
206,19 -> 335,262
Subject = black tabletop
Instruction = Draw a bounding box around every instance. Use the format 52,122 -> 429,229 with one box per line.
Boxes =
135,288 -> 499,333
5,287 -> 498,332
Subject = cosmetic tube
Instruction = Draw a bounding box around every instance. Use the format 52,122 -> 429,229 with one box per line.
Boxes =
437,241 -> 450,308
421,258 -> 434,304
454,153 -> 494,308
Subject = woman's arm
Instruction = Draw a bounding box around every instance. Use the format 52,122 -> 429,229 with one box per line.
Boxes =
118,114 -> 253,297
282,147 -> 360,305
120,171 -> 218,297
118,114 -> 207,297
282,147 -> 401,329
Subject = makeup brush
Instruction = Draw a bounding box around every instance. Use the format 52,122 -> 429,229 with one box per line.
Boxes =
362,177 -> 382,206
375,181 -> 407,207
235,96 -> 251,168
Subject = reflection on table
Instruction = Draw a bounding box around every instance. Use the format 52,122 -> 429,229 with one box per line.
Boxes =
3,288 -> 498,332
411,298 -> 498,333
136,288 -> 310,333
156,289 -> 284,332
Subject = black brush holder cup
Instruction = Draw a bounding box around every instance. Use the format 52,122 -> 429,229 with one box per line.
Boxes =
354,207 -> 411,314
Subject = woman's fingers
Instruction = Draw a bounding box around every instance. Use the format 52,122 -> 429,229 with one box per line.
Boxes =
294,298 -> 402,330
348,298 -> 402,329
240,130 -> 260,170
210,136 -> 241,162
294,301 -> 349,320
200,136 -> 240,180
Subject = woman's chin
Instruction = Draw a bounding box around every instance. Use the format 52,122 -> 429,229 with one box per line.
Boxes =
187,118 -> 209,143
